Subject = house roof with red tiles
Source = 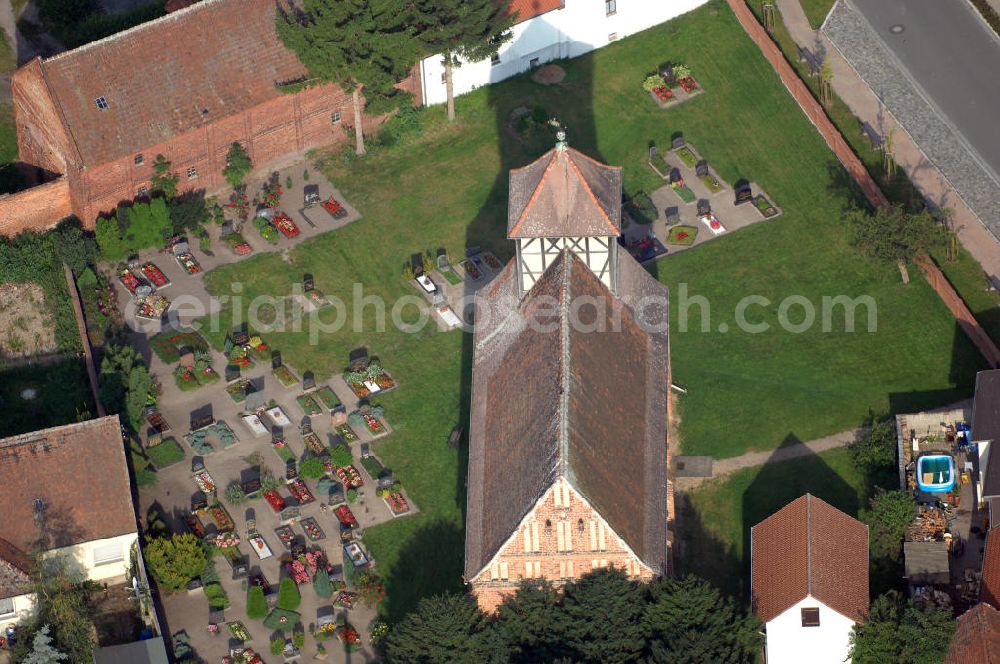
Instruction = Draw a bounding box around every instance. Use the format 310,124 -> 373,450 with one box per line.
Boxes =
28,0 -> 311,168
751,494 -> 869,624
982,528 -> 1000,609
0,416 -> 136,557
946,602 -> 1000,664
507,0 -> 564,24
507,145 -> 623,238
0,537 -> 32,600
465,247 -> 670,580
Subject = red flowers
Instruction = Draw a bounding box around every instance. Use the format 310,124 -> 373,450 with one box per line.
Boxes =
653,86 -> 674,102
679,76 -> 698,93
264,489 -> 286,513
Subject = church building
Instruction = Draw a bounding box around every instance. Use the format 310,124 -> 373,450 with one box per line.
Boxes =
464,136 -> 673,611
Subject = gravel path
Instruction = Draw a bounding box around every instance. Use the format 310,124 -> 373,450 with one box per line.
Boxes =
823,0 -> 1000,238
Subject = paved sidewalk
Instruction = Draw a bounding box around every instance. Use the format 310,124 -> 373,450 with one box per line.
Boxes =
674,427 -> 865,491
776,0 -> 1000,281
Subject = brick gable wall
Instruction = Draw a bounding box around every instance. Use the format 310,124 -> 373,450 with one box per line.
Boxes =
469,478 -> 658,613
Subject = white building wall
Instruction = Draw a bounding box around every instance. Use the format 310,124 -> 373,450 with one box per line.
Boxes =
419,0 -> 709,106
0,532 -> 137,630
764,597 -> 856,664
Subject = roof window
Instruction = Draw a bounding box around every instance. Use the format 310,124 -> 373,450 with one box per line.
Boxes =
96,96 -> 108,110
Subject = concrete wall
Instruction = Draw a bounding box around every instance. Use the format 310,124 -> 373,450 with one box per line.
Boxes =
469,478 -> 655,612
420,0 -> 708,106
765,597 -> 855,664
0,592 -> 36,632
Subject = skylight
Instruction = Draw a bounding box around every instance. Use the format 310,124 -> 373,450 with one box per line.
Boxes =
96,96 -> 109,110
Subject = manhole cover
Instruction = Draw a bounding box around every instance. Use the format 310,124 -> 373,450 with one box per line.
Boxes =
889,24 -> 905,34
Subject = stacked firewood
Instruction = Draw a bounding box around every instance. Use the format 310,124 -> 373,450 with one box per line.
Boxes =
906,508 -> 948,541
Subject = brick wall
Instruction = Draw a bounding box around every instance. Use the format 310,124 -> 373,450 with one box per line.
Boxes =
0,177 -> 73,235
469,478 -> 656,612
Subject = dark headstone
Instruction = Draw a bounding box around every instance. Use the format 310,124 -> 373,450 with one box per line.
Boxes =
671,133 -> 685,150
669,168 -> 682,184
191,413 -> 214,431
410,253 -> 424,277
302,371 -> 316,391
232,330 -> 250,346
695,160 -> 709,178
303,273 -> 314,292
229,554 -> 249,580
735,185 -> 753,206
220,221 -> 233,238
286,459 -> 298,480
225,365 -> 241,382
665,207 -> 681,225
242,478 -> 261,495
271,351 -> 282,370
192,492 -> 208,511
697,200 -> 712,217
648,144 -> 657,160
348,348 -> 369,372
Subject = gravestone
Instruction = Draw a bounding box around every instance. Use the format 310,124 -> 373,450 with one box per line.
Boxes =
669,168 -> 683,185
232,329 -> 250,346
242,478 -> 261,496
331,410 -> 348,427
271,351 -> 282,370
220,221 -> 233,238
436,254 -> 450,272
671,133 -> 685,150
410,253 -> 424,277
245,392 -> 267,413
281,507 -> 301,523
648,144 -> 657,161
290,541 -> 305,557
302,371 -> 316,391
303,273 -> 315,292
665,207 -> 681,226
695,160 -> 709,178
229,554 -> 249,580
329,433 -> 345,448
192,491 -> 208,511
697,200 -> 712,217
735,184 -> 753,206
225,365 -> 241,382
286,459 -> 298,480
349,348 -> 369,372
191,413 -> 214,431
179,351 -> 195,369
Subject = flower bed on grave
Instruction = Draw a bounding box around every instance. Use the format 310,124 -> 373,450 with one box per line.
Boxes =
301,430 -> 325,456
252,216 -> 279,244
264,490 -> 287,513
301,517 -> 325,541
175,252 -> 201,275
227,380 -> 253,403
149,329 -> 210,363
334,505 -> 358,528
136,293 -> 170,320
343,360 -> 395,399
213,532 -> 241,549
315,386 -> 341,409
679,75 -> 699,94
272,439 -> 296,464
360,456 -> 386,482
119,268 -> 142,294
225,231 -> 254,256
296,393 -> 323,417
671,180 -> 696,204
459,259 -> 482,280
700,173 -> 724,193
272,213 -> 300,239
349,407 -> 387,436
209,505 -> 235,531
227,621 -> 252,643
666,225 -> 699,246
273,364 -> 298,388
755,194 -> 779,218
384,492 -> 410,516
675,146 -> 698,169
287,479 -> 315,505
79,270 -> 124,345
337,622 -> 363,652
323,196 -> 349,219
335,466 -> 363,489
274,525 -> 295,549
334,424 -> 358,442
263,608 -> 301,631
141,262 -> 169,288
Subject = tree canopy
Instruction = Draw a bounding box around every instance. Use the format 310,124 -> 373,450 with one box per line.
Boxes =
223,142 -> 252,189
865,488 -> 916,560
145,533 -> 208,592
10,566 -> 95,664
850,591 -> 955,664
847,204 -> 948,265
150,154 -> 179,200
99,343 -> 155,432
386,570 -> 760,663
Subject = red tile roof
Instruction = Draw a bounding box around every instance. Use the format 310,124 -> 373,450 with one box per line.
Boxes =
506,0 -> 563,23
983,528 -> 1000,609
751,494 -> 869,623
35,0 -> 311,168
0,416 -> 136,554
946,603 -> 1000,664
508,146 -> 622,238
0,537 -> 32,600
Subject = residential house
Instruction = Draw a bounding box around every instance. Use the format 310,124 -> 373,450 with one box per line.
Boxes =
464,136 -> 672,612
0,416 -> 138,630
983,527 -> 1000,610
945,602 -> 1000,664
419,0 -> 708,107
751,494 -> 869,664
4,0 -> 421,231
974,369 -> 1000,522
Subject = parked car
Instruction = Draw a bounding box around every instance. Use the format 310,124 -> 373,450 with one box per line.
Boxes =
304,184 -> 321,208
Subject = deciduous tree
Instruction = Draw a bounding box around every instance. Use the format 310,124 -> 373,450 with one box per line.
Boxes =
414,0 -> 514,122
865,488 -> 916,560
145,533 -> 208,592
850,591 -> 955,663
277,0 -> 420,156
847,204 -> 948,282
151,155 -> 179,200
223,143 -> 252,189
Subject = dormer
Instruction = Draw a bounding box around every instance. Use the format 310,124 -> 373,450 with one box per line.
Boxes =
507,134 -> 623,294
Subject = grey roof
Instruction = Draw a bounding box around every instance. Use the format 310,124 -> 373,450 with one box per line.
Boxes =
93,637 -> 169,664
904,541 -> 951,586
465,249 -> 670,580
973,370 -> 1000,497
507,147 -> 622,238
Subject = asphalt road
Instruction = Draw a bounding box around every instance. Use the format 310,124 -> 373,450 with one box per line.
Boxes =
852,0 -> 1000,181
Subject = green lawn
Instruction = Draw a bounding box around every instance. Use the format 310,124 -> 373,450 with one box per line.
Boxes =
798,0 -> 836,29
0,358 -> 96,437
676,447 -> 892,600
147,438 -> 185,469
194,0 -> 981,619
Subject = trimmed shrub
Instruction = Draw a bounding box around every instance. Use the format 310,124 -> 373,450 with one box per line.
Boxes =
277,577 -> 301,611
247,585 -> 267,620
313,569 -> 333,599
329,445 -> 353,468
205,583 -> 229,609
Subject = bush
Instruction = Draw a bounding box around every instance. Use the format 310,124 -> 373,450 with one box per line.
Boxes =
225,484 -> 246,505
361,456 -> 385,480
299,456 -> 326,479
145,534 -> 207,592
330,445 -> 353,468
224,143 -> 252,188
643,74 -> 665,92
247,585 -> 267,620
277,577 -> 301,611
205,583 -> 230,609
866,489 -> 916,560
851,420 -> 897,470
347,489 -> 358,503
270,637 -> 285,656
313,569 -> 333,599
292,630 -> 305,649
